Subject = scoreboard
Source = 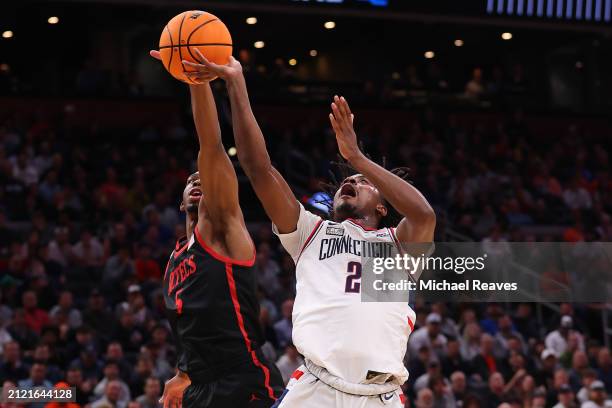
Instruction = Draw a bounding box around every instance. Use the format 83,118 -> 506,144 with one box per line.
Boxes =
486,0 -> 611,22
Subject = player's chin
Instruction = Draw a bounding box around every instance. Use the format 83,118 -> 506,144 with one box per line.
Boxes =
186,201 -> 199,214
334,202 -> 358,220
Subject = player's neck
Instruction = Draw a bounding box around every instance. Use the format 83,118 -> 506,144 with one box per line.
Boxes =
343,215 -> 379,230
186,215 -> 198,241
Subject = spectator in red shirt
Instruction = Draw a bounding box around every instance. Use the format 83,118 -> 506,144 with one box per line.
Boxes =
134,245 -> 161,283
22,290 -> 49,334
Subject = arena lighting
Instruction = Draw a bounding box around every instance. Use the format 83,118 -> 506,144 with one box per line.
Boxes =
2,30 -> 13,39
501,32 -> 513,40
228,147 -> 237,156
48,16 -> 59,24
246,17 -> 257,25
289,58 -> 298,66
424,51 -> 435,59
454,39 -> 464,47
324,21 -> 336,29
254,41 -> 265,49
309,49 -> 318,57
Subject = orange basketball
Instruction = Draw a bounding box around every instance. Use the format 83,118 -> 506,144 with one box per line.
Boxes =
159,11 -> 232,83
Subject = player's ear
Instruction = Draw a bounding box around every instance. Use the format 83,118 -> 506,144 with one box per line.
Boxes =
179,201 -> 185,212
376,203 -> 388,219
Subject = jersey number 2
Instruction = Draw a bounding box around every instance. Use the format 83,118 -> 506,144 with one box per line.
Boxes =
345,261 -> 361,293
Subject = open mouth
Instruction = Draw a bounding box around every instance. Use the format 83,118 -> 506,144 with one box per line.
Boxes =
339,183 -> 357,198
188,187 -> 202,200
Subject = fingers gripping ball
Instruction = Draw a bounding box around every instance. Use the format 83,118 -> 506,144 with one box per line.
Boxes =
159,11 -> 232,83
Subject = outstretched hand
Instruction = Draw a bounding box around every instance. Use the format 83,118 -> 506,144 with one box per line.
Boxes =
329,96 -> 362,163
182,50 -> 242,82
149,48 -> 239,84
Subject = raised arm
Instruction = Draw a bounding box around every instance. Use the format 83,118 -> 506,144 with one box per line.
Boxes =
151,49 -> 242,231
329,96 -> 436,243
189,82 -> 242,227
182,56 -> 300,234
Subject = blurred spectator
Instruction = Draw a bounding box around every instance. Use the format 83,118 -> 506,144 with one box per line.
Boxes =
578,369 -> 599,404
546,316 -> 585,356
104,247 -> 135,290
22,291 -> 49,335
91,380 -> 126,408
112,309 -> 145,353
116,285 -> 151,327
274,299 -> 293,349
552,383 -> 575,408
93,361 -> 131,407
47,227 -> 72,268
0,341 -> 29,382
415,387 -> 434,408
429,374 -> 455,407
570,351 -> 590,390
563,178 -> 592,210
134,245 -> 162,283
49,291 -> 82,329
135,377 -> 162,408
409,313 -> 448,357
30,344 -> 62,383
7,309 -> 40,352
450,371 -> 466,406
441,338 -> 464,378
460,322 -> 482,361
471,334 -> 503,381
17,362 -> 52,388
597,349 -> 612,394
581,380 -> 612,408
82,290 -> 115,336
486,372 -> 508,407
276,344 -> 303,384
414,360 -> 448,393
66,366 -> 94,405
493,314 -> 526,359
104,342 -> 133,380
465,68 -> 485,99
72,229 -> 105,269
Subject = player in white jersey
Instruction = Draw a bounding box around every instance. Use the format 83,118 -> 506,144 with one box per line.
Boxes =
188,56 -> 436,407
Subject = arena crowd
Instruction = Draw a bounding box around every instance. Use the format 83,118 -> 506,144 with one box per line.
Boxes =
1,71 -> 611,407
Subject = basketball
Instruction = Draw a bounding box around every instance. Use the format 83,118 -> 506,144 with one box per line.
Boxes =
159,10 -> 232,83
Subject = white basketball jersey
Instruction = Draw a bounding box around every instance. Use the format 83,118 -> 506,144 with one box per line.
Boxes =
273,203 -> 415,385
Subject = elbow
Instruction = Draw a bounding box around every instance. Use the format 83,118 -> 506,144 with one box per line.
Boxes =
417,205 -> 437,229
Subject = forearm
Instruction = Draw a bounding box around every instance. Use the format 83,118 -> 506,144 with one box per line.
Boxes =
189,83 -> 222,150
349,153 -> 434,220
224,74 -> 299,233
225,75 -> 273,174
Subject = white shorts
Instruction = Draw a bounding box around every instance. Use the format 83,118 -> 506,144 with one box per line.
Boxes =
272,361 -> 406,408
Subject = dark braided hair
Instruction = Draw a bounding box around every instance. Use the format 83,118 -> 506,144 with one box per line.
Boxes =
319,155 -> 412,228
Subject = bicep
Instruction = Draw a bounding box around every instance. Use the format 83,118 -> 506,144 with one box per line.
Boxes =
248,166 -> 300,233
395,216 -> 435,243
197,148 -> 241,222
